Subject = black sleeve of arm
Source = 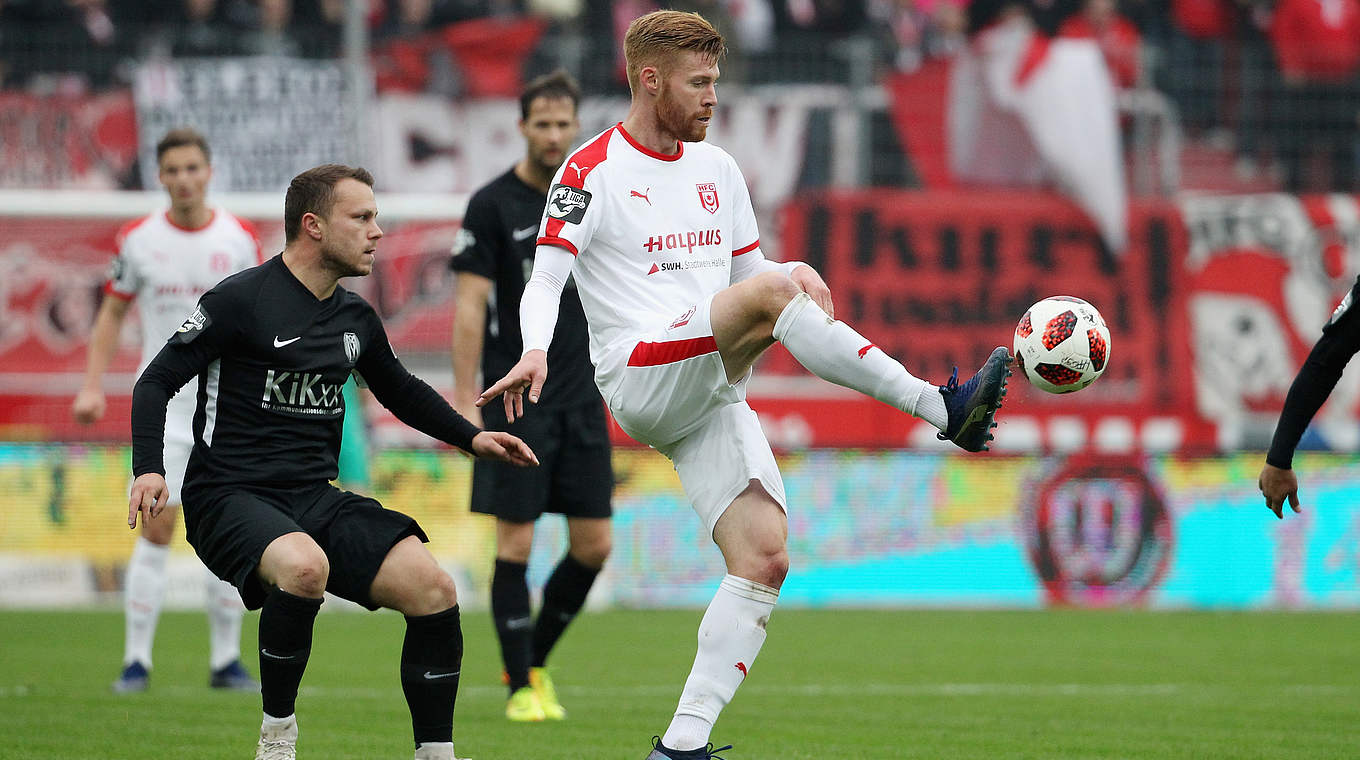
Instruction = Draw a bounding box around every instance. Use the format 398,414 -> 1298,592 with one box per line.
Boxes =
1267,284 -> 1360,469
357,322 -> 481,452
131,302 -> 225,477
448,190 -> 498,279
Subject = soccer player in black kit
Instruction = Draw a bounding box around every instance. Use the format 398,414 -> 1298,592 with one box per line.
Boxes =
450,70 -> 613,723
1259,280 -> 1360,519
128,164 -> 537,760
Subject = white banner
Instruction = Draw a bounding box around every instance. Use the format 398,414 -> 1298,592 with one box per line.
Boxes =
132,58 -> 362,192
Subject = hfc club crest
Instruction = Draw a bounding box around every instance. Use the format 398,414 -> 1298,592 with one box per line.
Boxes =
696,182 -> 719,214
343,332 -> 360,364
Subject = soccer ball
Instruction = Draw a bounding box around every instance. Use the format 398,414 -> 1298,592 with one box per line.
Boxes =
1013,296 -> 1110,394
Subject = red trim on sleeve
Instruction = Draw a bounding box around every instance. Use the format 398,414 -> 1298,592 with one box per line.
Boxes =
114,214 -> 155,249
616,122 -> 684,162
537,236 -> 579,256
731,240 -> 760,256
229,213 -> 266,263
103,281 -> 135,301
627,336 -> 719,367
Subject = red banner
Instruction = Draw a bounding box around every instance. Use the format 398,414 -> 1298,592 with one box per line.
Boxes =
6,190 -> 1359,452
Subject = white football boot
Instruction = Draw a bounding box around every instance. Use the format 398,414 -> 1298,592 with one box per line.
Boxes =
255,714 -> 297,760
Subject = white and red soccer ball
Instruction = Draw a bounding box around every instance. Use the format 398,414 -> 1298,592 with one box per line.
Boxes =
1013,296 -> 1111,394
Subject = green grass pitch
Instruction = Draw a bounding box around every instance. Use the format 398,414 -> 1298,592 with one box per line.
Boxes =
2,608 -> 1357,758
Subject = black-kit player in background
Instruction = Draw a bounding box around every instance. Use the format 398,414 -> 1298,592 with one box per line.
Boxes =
1260,277 -> 1360,518
450,69 -> 614,723
128,164 -> 538,760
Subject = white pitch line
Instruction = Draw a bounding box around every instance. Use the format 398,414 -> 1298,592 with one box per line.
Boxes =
4,682 -> 1355,700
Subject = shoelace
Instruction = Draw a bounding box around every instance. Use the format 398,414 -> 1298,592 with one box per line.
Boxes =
651,737 -> 734,759
942,366 -> 960,394
257,738 -> 295,760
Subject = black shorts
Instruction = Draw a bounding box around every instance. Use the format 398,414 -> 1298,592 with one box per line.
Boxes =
182,481 -> 426,611
471,400 -> 613,523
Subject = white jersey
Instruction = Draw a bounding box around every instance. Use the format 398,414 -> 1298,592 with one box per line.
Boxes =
105,208 -> 262,426
537,124 -> 762,362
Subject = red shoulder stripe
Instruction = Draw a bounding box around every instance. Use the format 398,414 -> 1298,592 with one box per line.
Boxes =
546,127 -> 614,241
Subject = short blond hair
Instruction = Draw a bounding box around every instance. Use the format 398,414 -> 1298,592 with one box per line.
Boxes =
623,10 -> 726,96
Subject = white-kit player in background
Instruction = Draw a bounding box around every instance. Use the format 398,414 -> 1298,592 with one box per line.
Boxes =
72,128 -> 264,694
480,11 -> 1014,759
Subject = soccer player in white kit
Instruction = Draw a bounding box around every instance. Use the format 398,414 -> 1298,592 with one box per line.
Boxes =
481,11 -> 1013,759
72,128 -> 263,694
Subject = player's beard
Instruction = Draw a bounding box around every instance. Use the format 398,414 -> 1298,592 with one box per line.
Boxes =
320,241 -> 371,278
657,83 -> 708,143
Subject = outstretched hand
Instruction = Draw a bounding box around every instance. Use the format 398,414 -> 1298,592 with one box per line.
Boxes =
471,430 -> 539,466
128,473 -> 169,529
477,349 -> 548,423
791,264 -> 834,319
1258,463 -> 1301,519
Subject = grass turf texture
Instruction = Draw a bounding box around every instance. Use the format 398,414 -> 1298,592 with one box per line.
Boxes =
2,609 -> 1356,759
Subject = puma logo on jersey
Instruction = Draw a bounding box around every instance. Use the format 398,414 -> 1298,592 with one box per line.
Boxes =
568,161 -> 585,179
630,188 -> 651,206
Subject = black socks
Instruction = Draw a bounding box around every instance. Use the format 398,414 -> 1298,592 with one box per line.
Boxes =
401,605 -> 463,746
258,589 -> 322,719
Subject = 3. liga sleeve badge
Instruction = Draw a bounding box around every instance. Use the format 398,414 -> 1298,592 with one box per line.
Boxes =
547,184 -> 590,224
170,304 -> 211,343
697,182 -> 719,214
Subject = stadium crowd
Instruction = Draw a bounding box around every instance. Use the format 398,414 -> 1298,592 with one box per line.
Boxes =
2,0 -> 1360,191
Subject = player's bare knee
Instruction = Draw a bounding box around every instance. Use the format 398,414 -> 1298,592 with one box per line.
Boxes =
753,271 -> 801,320
269,540 -> 329,597
571,537 -> 612,569
413,567 -> 458,615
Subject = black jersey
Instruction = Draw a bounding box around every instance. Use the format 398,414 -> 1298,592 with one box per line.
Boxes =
132,255 -> 480,489
1268,275 -> 1360,468
450,168 -> 598,409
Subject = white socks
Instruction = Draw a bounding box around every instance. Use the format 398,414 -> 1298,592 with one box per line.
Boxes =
123,537 -> 169,667
123,535 -> 247,671
206,567 -> 246,670
662,575 -> 780,751
772,293 -> 947,430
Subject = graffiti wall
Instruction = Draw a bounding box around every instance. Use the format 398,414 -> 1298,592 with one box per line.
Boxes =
1,443 -> 1354,610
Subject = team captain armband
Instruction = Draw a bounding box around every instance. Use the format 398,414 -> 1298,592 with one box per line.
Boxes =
171,303 -> 211,343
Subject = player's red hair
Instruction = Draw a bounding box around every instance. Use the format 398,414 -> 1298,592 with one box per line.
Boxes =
623,10 -> 726,96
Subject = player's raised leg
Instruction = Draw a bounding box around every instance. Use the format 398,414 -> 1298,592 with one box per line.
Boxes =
650,484 -> 783,759
369,535 -> 466,760
711,272 -> 1011,452
253,532 -> 328,760
529,516 -> 611,720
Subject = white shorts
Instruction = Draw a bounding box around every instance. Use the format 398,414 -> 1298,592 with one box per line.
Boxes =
162,436 -> 191,507
129,426 -> 192,509
597,295 -> 787,536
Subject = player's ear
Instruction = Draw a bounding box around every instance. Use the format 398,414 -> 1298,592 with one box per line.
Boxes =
641,65 -> 660,96
303,211 -> 324,241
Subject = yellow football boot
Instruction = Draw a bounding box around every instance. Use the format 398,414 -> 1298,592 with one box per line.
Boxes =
530,667 -> 566,720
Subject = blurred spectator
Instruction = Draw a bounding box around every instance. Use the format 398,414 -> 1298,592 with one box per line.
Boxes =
1161,0 -> 1234,138
1057,0 -> 1140,89
237,0 -> 302,56
872,0 -> 967,72
170,0 -> 238,57
1269,0 -> 1360,192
